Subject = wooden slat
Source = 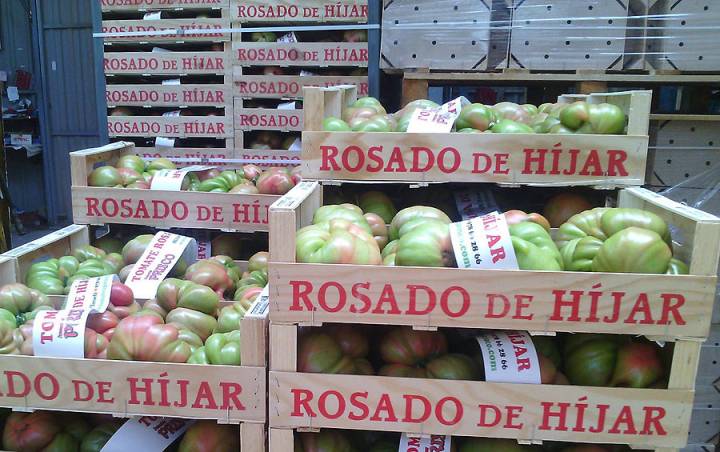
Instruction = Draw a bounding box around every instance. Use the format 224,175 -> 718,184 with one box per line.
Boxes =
269,324 -> 297,372
269,371 -> 693,448
234,107 -> 303,132
0,355 -> 265,423
236,149 -> 301,167
107,115 -> 233,138
106,84 -> 231,107
103,51 -> 229,75
101,0 -> 230,12
72,187 -> 275,231
241,422 -> 267,452
233,73 -> 369,99
402,72 -> 720,84
230,0 -> 368,22
233,42 -> 368,67
650,114 -> 720,122
269,262 -> 715,339
134,146 -> 237,165
241,312 -> 268,368
300,131 -> 648,186
101,18 -> 230,43
269,428 -> 295,452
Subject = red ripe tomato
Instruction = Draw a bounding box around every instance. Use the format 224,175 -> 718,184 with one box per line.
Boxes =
543,193 -> 593,228
178,421 -> 239,452
379,327 -> 447,366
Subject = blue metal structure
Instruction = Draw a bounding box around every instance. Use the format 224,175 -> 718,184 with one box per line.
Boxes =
33,0 -> 106,224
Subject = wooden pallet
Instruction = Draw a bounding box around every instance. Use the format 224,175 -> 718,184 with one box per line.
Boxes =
230,0 -> 368,23
398,70 -> 720,104
70,142 -> 277,231
266,181 -> 720,450
300,85 -> 651,188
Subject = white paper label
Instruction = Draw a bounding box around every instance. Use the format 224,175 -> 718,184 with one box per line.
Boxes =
7,86 -> 19,102
277,32 -> 298,43
406,97 -> 468,133
101,416 -> 194,452
449,211 -> 518,269
476,331 -> 541,384
161,78 -> 181,86
196,239 -> 211,260
63,275 -> 116,313
288,138 -> 302,152
33,275 -> 119,358
151,47 -> 171,53
162,110 -> 182,117
155,137 -> 175,148
278,101 -> 296,110
399,434 -> 451,452
149,165 -> 213,191
125,231 -> 197,299
454,189 -> 498,220
32,309 -> 91,358
246,285 -> 270,319
143,11 -> 162,20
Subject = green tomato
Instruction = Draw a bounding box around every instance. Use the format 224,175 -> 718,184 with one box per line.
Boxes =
490,119 -> 534,134
322,116 -> 352,131
88,166 -> 122,187
205,330 -> 242,365
455,103 -> 494,131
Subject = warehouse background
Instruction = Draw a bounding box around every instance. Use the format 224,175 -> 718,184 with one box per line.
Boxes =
0,0 -> 106,227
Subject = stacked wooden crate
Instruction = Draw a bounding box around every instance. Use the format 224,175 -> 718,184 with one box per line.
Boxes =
266,85 -> 720,451
101,0 -> 235,163
230,0 -> 369,166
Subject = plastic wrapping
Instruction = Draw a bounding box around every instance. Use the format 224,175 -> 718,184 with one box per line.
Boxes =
380,0 -> 720,72
661,163 -> 720,322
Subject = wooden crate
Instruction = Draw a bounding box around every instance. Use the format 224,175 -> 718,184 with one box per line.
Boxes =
380,0 -> 502,71
70,142 -> 278,231
230,0 -> 368,23
649,119 -> 720,188
265,181 -> 720,451
647,0 -> 720,72
234,99 -> 303,133
506,0 -> 635,71
269,181 -> 719,339
0,225 -> 90,305
0,292 -> 267,452
300,85 -> 652,187
232,42 -> 368,67
0,224 -> 254,304
233,72 -> 369,99
101,0 -> 231,12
